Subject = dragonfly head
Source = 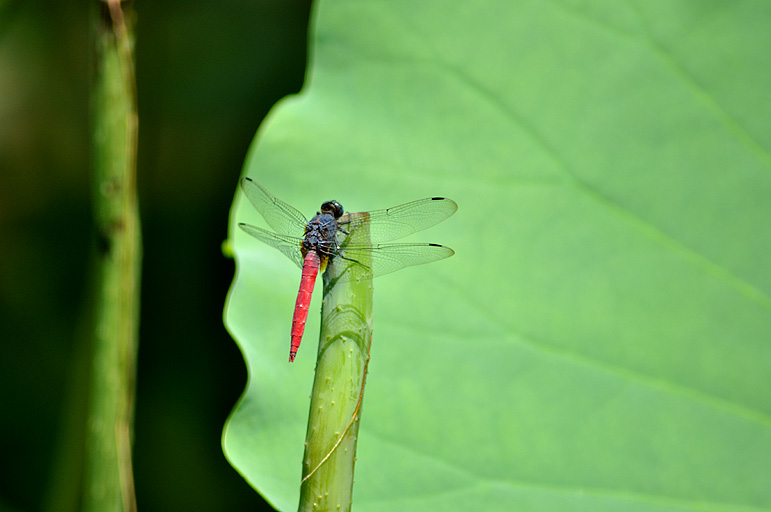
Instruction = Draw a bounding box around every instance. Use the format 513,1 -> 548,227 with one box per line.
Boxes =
320,200 -> 344,219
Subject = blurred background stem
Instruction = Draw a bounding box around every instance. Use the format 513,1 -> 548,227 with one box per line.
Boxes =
1,1 -> 311,510
82,1 -> 141,511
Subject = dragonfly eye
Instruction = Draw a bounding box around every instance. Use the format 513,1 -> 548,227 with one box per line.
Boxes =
320,200 -> 344,219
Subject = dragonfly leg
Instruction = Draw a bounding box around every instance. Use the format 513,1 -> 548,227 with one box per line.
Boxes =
335,217 -> 351,235
334,252 -> 370,271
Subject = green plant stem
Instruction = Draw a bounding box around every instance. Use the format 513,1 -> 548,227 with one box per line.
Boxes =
83,1 -> 140,511
298,213 -> 373,512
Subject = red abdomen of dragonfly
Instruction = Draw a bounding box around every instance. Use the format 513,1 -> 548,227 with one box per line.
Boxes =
289,251 -> 320,362
288,199 -> 344,362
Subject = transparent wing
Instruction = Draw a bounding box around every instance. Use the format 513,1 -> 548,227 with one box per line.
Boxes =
338,242 -> 455,279
341,197 -> 458,244
240,177 -> 308,236
238,223 -> 304,268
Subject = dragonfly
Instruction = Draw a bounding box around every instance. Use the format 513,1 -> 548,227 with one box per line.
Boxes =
238,177 -> 457,362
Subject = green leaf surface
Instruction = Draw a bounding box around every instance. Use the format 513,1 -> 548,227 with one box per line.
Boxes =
223,1 -> 771,511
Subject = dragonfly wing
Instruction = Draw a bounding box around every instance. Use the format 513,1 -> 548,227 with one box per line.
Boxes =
337,242 -> 455,279
342,197 -> 458,243
239,223 -> 304,268
240,177 -> 309,237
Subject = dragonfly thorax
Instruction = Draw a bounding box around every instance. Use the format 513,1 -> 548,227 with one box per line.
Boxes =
302,211 -> 339,259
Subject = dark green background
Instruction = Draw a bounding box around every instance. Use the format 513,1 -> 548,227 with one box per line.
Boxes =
0,1 -> 311,510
